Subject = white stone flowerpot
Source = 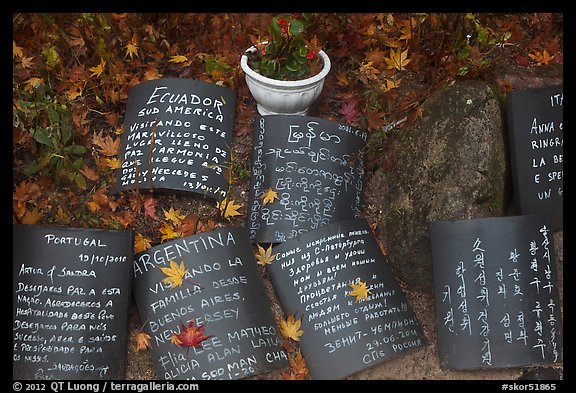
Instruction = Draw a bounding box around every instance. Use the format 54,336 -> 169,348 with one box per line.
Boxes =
240,45 -> 331,116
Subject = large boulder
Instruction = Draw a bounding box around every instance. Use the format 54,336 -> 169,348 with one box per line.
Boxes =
366,80 -> 509,294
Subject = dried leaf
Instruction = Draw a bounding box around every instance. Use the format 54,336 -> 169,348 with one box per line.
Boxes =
21,207 -> 43,225
279,314 -> 303,342
384,48 -> 411,71
93,131 -> 120,157
160,260 -> 189,289
348,280 -> 371,302
171,319 -> 211,351
13,40 -> 23,58
134,331 -> 151,351
144,196 -> 160,220
255,244 -> 276,267
261,187 -> 278,207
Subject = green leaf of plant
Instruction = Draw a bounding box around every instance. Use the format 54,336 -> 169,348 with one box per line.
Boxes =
289,19 -> 304,36
63,144 -> 87,155
285,60 -> 301,72
73,173 -> 87,190
31,128 -> 55,147
270,17 -> 282,37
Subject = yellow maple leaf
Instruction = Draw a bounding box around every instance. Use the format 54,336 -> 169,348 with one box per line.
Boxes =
216,198 -> 243,221
380,77 -> 401,93
89,58 -> 106,78
159,222 -> 181,242
384,48 -> 411,71
163,207 -> 186,226
169,54 -> 191,66
134,331 -> 151,351
134,232 -> 152,253
279,314 -> 303,342
255,244 -> 276,267
105,157 -> 122,170
125,42 -> 139,60
13,40 -> 23,59
160,260 -> 189,289
261,188 -> 279,207
348,281 -> 371,302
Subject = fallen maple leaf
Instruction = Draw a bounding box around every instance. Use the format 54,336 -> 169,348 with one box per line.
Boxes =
169,54 -> 192,66
384,48 -> 411,71
172,214 -> 198,237
20,56 -> 34,69
93,131 -> 120,157
255,244 -> 276,267
528,49 -> 555,66
134,331 -> 151,351
348,280 -> 371,302
159,222 -> 182,242
13,40 -> 23,58
105,157 -> 122,170
279,314 -> 303,342
160,260 -> 189,289
21,207 -> 43,225
364,106 -> 386,131
125,35 -> 139,60
261,188 -> 279,207
134,232 -> 152,253
216,198 -> 243,221
171,319 -> 211,353
281,348 -> 309,380
89,58 -> 106,78
163,207 -> 186,226
340,98 -> 361,125
144,196 -> 160,220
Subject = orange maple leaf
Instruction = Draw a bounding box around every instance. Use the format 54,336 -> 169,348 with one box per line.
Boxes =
171,319 -> 211,353
528,49 -> 555,66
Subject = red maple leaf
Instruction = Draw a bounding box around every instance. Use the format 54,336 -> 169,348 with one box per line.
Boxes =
172,319 -> 211,353
340,98 -> 360,126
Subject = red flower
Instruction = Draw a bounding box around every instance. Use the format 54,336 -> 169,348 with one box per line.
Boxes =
306,49 -> 316,60
277,18 -> 288,35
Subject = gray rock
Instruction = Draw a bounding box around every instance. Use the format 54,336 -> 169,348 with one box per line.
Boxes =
367,80 -> 509,294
